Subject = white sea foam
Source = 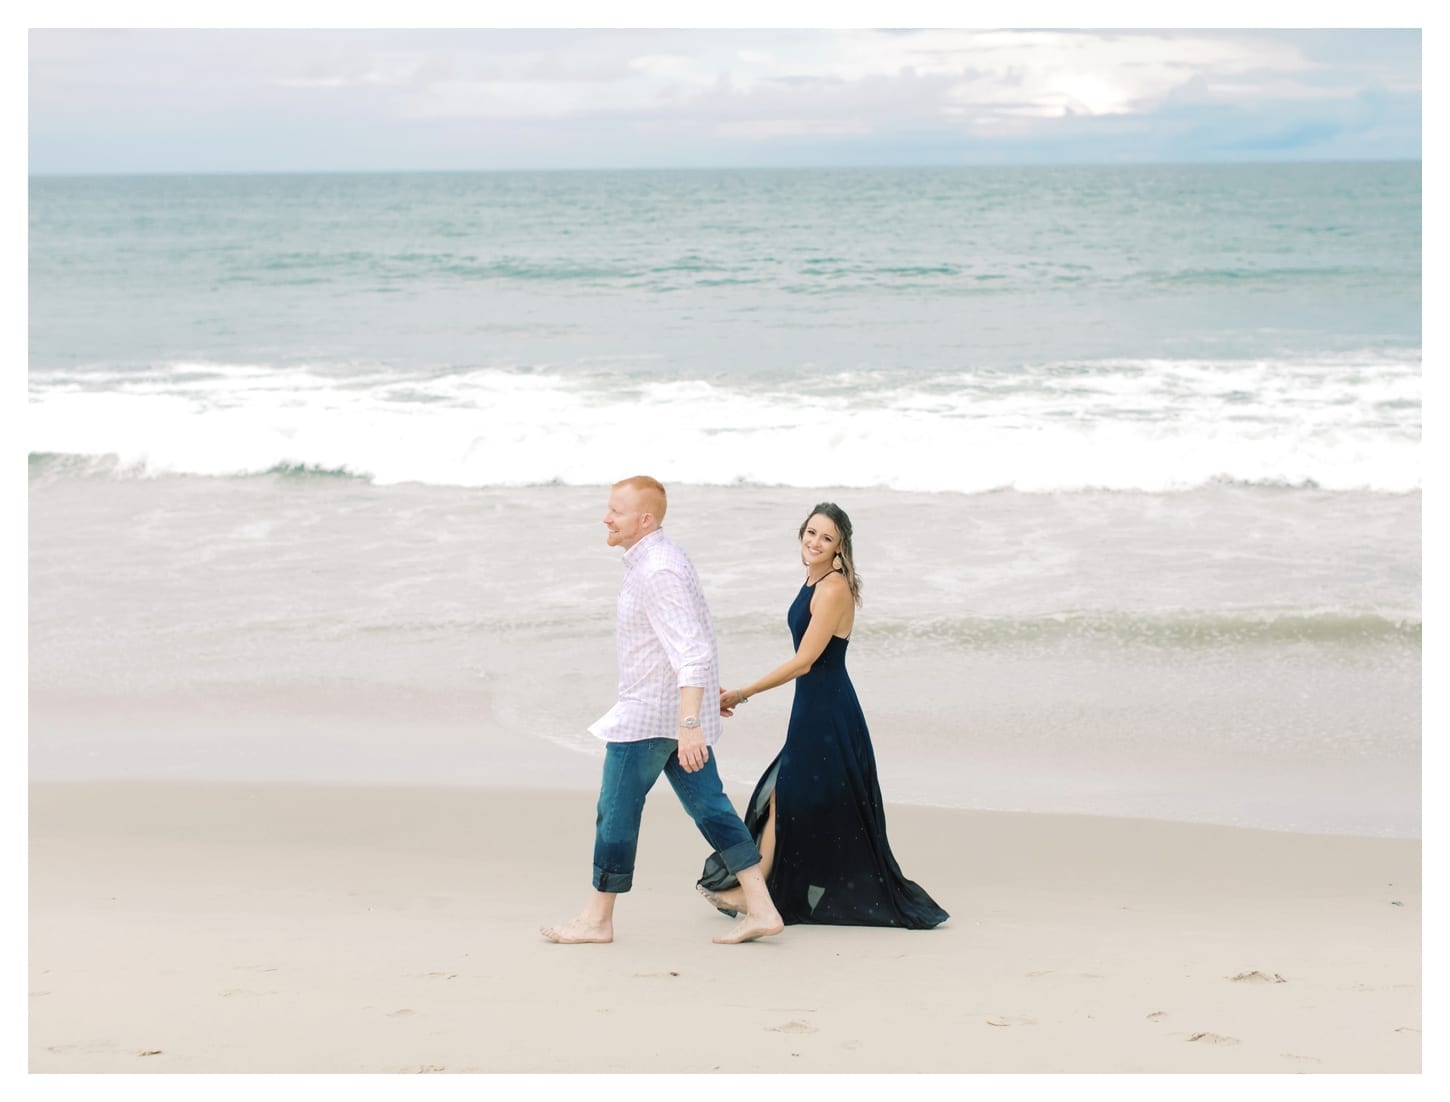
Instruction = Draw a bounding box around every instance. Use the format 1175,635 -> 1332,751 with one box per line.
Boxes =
28,356 -> 1421,493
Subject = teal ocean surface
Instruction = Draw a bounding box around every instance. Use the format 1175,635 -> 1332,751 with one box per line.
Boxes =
28,164 -> 1421,836
30,162 -> 1420,492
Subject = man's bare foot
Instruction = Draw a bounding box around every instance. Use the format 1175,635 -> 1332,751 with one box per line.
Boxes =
712,910 -> 784,944
696,883 -> 743,917
539,916 -> 613,944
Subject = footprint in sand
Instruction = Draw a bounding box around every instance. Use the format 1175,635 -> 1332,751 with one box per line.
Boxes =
1146,1011 -> 1167,1021
1230,970 -> 1287,984
47,1042 -> 122,1056
386,1008 -> 417,1018
632,971 -> 682,979
767,1020 -> 817,1034
986,1016 -> 1038,1027
1186,1032 -> 1240,1045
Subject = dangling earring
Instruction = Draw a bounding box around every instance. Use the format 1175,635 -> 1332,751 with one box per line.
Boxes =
833,553 -> 843,569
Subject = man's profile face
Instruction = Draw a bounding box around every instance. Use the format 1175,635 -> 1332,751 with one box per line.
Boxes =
603,487 -> 649,549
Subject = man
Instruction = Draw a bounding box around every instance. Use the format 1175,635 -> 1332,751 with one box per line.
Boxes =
541,476 -> 783,945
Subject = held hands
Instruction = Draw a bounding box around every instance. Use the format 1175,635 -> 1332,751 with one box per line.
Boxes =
718,687 -> 748,717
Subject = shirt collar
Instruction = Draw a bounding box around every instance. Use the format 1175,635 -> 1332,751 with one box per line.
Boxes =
621,527 -> 666,568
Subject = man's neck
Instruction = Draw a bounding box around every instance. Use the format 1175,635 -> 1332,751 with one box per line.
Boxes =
622,527 -> 664,561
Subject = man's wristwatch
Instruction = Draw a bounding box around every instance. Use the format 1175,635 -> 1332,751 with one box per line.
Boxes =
678,716 -> 700,729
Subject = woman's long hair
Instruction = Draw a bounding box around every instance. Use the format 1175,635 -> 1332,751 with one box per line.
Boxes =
799,501 -> 863,607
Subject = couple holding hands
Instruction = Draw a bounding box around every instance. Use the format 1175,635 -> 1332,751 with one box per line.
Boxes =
541,475 -> 947,946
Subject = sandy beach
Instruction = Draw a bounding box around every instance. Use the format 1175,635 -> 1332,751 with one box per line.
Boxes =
28,780 -> 1420,1075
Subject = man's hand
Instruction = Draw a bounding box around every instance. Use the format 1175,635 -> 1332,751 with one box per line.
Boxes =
677,727 -> 709,772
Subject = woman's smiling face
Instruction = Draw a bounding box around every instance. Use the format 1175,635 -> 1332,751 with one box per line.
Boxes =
800,513 -> 840,573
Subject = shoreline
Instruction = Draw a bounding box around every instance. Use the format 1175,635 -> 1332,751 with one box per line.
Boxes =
29,476 -> 1422,842
29,780 -> 1421,1074
26,693 -> 1423,841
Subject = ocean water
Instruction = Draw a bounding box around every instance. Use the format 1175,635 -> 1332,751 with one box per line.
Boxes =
27,163 -> 1421,837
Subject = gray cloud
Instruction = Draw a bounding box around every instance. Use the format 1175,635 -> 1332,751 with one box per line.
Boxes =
28,28 -> 1421,173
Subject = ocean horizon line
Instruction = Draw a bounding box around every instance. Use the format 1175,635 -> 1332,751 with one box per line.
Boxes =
26,157 -> 1425,181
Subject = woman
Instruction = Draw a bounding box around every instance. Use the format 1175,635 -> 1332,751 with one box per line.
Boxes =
697,502 -> 948,929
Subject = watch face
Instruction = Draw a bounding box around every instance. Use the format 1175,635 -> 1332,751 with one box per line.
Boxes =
680,716 -> 699,728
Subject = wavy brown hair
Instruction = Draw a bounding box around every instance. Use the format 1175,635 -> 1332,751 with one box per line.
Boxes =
799,501 -> 862,606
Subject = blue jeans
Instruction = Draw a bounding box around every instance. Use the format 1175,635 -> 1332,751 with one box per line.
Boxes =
593,738 -> 761,893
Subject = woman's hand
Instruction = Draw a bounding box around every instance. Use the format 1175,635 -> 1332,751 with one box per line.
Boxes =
719,687 -> 747,715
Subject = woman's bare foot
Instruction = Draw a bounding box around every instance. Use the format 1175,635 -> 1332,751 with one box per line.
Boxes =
539,915 -> 613,944
712,909 -> 785,944
696,883 -> 743,917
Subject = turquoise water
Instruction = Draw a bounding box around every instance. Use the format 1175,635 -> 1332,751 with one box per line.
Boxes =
30,162 -> 1420,378
28,164 -> 1423,493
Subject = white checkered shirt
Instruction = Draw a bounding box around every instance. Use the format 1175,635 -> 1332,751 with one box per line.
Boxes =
588,529 -> 724,745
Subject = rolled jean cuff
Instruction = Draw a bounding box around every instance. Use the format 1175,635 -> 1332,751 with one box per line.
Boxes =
592,866 -> 634,893
716,839 -> 761,877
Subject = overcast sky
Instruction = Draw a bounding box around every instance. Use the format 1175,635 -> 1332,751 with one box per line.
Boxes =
28,26 -> 1422,174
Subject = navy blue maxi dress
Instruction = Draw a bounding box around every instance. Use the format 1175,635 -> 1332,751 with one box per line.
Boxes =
699,579 -> 949,928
